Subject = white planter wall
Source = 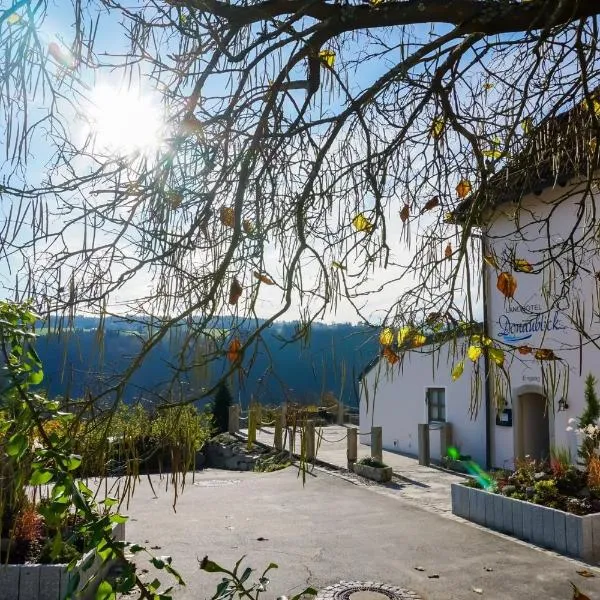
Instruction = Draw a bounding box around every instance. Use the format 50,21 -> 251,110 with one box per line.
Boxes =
0,522 -> 125,600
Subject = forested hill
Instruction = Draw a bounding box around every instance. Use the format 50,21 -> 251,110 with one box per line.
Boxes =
33,317 -> 378,409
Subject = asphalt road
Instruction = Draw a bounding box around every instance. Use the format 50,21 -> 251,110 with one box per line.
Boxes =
120,467 -> 600,600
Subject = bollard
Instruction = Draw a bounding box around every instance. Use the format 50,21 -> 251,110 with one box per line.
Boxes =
247,406 -> 257,450
274,413 -> 283,450
418,423 -> 430,466
371,426 -> 383,463
337,401 -> 344,425
347,428 -> 357,470
228,405 -> 239,434
305,420 -> 316,461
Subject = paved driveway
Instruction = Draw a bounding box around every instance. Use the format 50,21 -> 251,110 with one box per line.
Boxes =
122,467 -> 600,599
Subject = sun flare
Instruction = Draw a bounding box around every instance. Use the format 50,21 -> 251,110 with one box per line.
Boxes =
87,85 -> 163,155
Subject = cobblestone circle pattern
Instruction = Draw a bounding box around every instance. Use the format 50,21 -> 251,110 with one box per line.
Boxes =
316,581 -> 422,600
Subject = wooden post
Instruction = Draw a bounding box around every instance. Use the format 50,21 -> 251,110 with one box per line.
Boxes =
228,405 -> 239,434
347,428 -> 357,470
337,400 -> 344,425
247,406 -> 257,451
371,426 -> 382,463
306,420 -> 316,461
274,411 -> 283,450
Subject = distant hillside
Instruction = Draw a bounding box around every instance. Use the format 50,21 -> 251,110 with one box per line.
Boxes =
34,317 -> 378,409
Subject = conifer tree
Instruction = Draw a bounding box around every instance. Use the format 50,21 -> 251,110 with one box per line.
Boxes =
580,374 -> 600,428
213,383 -> 233,434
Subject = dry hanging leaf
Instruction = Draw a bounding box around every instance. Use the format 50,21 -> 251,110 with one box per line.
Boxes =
517,345 -> 532,355
399,204 -> 410,223
535,348 -> 556,361
228,278 -> 243,305
318,49 -> 335,68
379,327 -> 394,347
483,254 -> 499,269
220,206 -> 235,228
589,138 -> 597,156
430,118 -> 445,139
48,42 -> 76,69
482,82 -> 494,91
242,220 -> 255,234
253,271 -> 275,285
420,196 -> 440,214
352,213 -> 374,233
488,347 -> 505,366
7,13 -> 21,24
521,117 -> 533,135
166,191 -> 183,209
398,326 -> 412,345
456,179 -> 472,199
383,347 -> 399,365
227,338 -> 242,362
497,271 -> 517,298
444,243 -> 452,259
513,258 -> 533,273
181,115 -> 203,137
411,334 -> 427,348
452,361 -> 464,381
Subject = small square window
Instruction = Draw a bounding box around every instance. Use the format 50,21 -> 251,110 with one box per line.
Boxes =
427,388 -> 446,423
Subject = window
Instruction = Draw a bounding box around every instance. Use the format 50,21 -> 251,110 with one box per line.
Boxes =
427,388 -> 446,423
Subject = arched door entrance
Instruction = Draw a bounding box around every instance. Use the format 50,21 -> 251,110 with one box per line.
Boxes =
514,392 -> 550,462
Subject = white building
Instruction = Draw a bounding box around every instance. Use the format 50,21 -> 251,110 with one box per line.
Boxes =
360,101 -> 600,470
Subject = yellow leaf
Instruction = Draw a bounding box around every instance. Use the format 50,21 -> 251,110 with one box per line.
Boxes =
452,361 -> 464,381
331,261 -> 346,270
513,258 -> 533,273
521,117 -> 533,135
397,327 -> 412,345
431,118 -> 445,139
444,212 -> 456,224
318,49 -> 335,68
369,0 -> 383,5
467,345 -> 482,362
379,327 -> 394,347
242,219 -> 255,234
535,348 -> 556,361
488,347 -> 505,366
456,179 -> 472,199
7,13 -> 21,25
412,334 -> 427,348
583,98 -> 600,117
589,137 -> 597,156
482,82 -> 494,91
483,149 -> 503,159
352,213 -> 374,233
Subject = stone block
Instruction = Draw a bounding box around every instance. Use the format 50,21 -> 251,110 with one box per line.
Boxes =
0,566 -> 20,600
542,506 -> 555,549
492,494 -> 504,531
502,496 -> 514,535
521,502 -> 533,542
554,510 -> 567,555
531,503 -> 545,547
18,565 -> 41,600
484,492 -> 495,529
512,498 -> 523,539
566,513 -> 581,557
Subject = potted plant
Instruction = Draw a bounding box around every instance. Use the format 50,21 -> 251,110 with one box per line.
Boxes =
352,456 -> 393,482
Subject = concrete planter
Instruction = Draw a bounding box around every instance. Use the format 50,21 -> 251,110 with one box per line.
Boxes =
451,483 -> 600,563
352,463 -> 392,483
0,522 -> 125,600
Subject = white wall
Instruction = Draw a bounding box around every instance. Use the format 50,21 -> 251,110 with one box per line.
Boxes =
484,181 -> 600,467
359,340 -> 487,466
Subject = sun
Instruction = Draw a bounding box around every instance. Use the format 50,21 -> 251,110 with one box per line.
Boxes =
87,85 -> 164,156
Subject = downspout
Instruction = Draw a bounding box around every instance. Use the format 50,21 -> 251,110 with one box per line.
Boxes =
481,234 -> 493,471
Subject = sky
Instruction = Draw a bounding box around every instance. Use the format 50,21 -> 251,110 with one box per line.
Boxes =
0,1 -> 482,326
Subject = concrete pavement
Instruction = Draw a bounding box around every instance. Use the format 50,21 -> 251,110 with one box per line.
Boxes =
122,467 -> 600,600
246,425 -> 465,515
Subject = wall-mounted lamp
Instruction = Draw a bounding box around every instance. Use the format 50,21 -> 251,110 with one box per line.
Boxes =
558,398 -> 570,412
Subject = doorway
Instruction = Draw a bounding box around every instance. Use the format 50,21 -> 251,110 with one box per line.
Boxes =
514,392 -> 550,462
